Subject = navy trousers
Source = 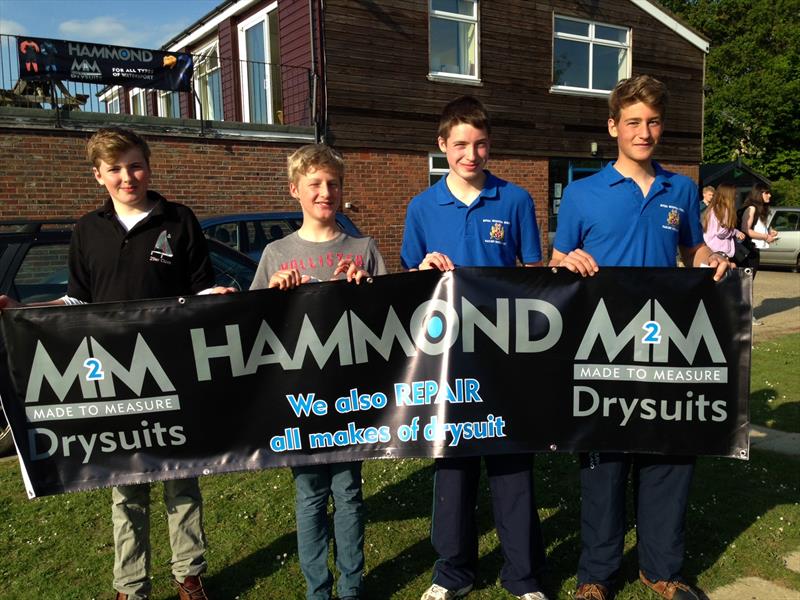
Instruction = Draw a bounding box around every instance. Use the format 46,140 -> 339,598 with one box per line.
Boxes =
577,452 -> 695,587
430,453 -> 546,595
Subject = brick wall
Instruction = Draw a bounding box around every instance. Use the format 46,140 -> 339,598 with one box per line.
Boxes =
0,128 -> 699,274
0,129 -> 298,220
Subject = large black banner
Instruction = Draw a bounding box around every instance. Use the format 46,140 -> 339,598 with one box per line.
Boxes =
0,268 -> 751,498
17,36 -> 193,92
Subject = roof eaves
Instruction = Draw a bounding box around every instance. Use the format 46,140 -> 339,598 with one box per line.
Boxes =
160,0 -> 260,52
629,0 -> 710,53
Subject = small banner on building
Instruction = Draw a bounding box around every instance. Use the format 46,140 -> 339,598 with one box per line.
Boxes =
0,268 -> 752,498
16,36 -> 193,92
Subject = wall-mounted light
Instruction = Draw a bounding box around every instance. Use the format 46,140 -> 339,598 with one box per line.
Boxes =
344,202 -> 353,209
590,141 -> 598,156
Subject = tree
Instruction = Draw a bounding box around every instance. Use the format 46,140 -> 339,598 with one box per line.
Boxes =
659,0 -> 800,180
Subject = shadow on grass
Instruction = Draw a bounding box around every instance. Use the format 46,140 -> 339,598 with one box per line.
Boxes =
206,530 -> 298,599
750,388 -> 800,432
361,455 -> 584,597
359,450 -> 799,598
611,450 -> 800,596
165,449 -> 800,598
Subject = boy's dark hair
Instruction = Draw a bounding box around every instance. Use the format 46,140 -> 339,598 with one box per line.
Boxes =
87,127 -> 151,167
437,95 -> 491,140
287,143 -> 345,185
608,75 -> 668,123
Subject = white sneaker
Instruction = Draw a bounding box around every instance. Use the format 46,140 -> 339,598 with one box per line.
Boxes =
420,583 -> 473,600
517,593 -> 550,600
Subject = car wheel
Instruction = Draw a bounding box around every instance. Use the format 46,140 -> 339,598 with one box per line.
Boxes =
0,410 -> 13,456
794,254 -> 800,274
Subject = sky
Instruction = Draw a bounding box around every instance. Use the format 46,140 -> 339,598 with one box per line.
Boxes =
0,0 -> 225,49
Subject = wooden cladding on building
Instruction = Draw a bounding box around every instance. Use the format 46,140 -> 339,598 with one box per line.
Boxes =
322,0 -> 705,162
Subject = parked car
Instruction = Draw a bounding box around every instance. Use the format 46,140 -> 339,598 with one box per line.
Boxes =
200,212 -> 362,261
761,207 -> 800,272
0,220 -> 258,455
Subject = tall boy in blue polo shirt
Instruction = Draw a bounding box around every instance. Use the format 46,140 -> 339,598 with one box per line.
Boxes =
401,96 -> 548,600
550,75 -> 731,600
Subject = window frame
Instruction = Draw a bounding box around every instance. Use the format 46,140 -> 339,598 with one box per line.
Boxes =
237,1 -> 279,124
428,0 -> 481,84
158,90 -> 181,118
550,14 -> 631,97
128,88 -> 147,116
428,153 -> 449,186
193,39 -> 223,121
102,87 -> 121,114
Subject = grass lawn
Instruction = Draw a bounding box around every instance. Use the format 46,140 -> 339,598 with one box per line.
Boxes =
750,332 -> 800,432
1,334 -> 798,599
1,453 -> 798,600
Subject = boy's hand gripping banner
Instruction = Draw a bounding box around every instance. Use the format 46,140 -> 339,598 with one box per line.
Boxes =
0,268 -> 752,498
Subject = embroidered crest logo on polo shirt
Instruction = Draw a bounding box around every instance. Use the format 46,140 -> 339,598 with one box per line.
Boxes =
150,230 -> 174,264
489,222 -> 505,242
667,208 -> 680,228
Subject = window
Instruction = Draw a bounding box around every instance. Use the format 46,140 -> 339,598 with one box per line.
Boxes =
129,88 -> 147,115
204,223 -> 239,252
159,90 -> 181,118
194,40 -> 223,120
237,3 -> 283,124
429,153 -> 449,186
103,88 -> 121,114
552,15 -> 629,94
549,158 -> 609,239
771,211 -> 799,232
429,0 -> 479,81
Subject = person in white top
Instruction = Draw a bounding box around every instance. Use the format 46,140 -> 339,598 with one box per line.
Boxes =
739,182 -> 778,278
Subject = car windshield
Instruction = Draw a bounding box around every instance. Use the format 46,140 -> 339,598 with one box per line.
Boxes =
209,242 -> 256,290
12,242 -> 71,303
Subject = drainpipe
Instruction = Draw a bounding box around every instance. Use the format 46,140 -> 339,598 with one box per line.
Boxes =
309,0 -> 327,142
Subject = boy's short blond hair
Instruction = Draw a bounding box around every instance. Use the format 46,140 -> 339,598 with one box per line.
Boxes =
702,185 -> 715,194
86,127 -> 151,167
608,75 -> 668,123
287,144 -> 344,185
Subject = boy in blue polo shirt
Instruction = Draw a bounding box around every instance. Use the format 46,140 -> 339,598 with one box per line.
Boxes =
550,75 -> 731,600
401,96 -> 547,600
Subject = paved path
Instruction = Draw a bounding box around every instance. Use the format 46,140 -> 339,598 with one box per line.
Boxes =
752,270 -> 800,342
708,577 -> 800,600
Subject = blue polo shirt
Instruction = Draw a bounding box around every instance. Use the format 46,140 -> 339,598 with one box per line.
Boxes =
553,162 -> 703,268
400,171 -> 542,269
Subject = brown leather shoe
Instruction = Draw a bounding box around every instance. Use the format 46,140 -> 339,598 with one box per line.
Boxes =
639,571 -> 702,600
575,583 -> 610,600
174,575 -> 209,600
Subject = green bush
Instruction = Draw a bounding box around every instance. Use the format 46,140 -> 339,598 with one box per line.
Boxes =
772,178 -> 800,207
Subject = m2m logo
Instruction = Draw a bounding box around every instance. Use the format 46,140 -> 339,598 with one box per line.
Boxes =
575,299 -> 725,364
25,334 -> 175,404
71,59 -> 100,73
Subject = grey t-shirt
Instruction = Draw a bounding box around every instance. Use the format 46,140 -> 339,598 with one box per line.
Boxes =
250,231 -> 387,290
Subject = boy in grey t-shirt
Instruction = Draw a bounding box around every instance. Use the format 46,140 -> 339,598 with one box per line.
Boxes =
252,228 -> 385,288
250,144 -> 385,600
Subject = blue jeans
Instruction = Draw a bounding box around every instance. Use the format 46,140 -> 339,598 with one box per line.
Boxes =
292,461 -> 365,600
